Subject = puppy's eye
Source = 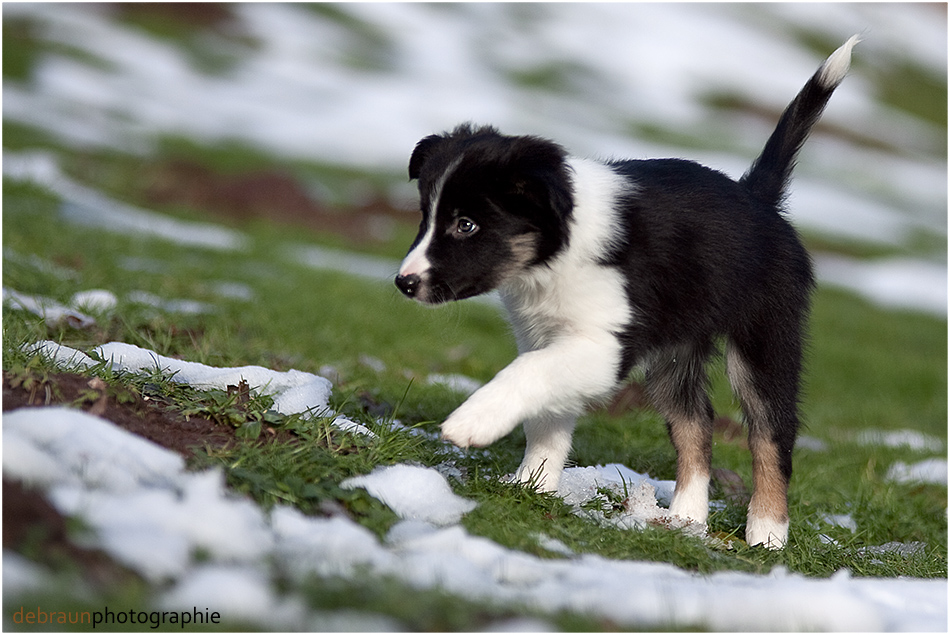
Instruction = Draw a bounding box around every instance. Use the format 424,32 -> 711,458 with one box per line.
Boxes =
455,217 -> 479,235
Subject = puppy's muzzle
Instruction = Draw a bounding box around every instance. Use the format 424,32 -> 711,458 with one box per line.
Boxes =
395,273 -> 422,298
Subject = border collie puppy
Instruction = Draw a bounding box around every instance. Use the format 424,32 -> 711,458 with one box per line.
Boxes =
395,37 -> 859,549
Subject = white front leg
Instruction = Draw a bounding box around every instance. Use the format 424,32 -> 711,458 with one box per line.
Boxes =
514,413 -> 577,492
440,336 -> 620,449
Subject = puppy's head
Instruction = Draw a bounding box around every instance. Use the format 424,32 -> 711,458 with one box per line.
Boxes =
395,124 -> 574,304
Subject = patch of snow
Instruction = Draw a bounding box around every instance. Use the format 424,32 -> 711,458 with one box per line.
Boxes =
270,506 -> 395,580
555,464 -> 705,538
485,616 -> 556,632
3,287 -> 96,328
796,435 -> 829,452
209,281 -> 255,302
93,341 -> 334,419
558,463 -> 676,508
814,254 -> 948,318
292,245 -> 400,285
856,541 -> 927,559
25,339 -> 98,371
426,373 -> 483,396
357,354 -> 386,373
3,151 -> 248,251
69,289 -> 118,314
341,464 -> 477,526
4,400 -> 947,630
330,415 -> 376,438
50,485 -> 193,581
819,513 -> 858,533
160,564 -> 309,629
127,290 -> 214,316
2,551 -> 51,596
3,407 -> 185,493
27,340 -> 381,442
886,459 -> 948,486
533,533 -> 574,557
857,429 -> 944,453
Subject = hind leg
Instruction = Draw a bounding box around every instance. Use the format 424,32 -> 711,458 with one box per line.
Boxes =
727,333 -> 803,549
646,342 -> 715,527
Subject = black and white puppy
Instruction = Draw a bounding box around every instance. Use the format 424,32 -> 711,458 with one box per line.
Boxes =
395,37 -> 858,549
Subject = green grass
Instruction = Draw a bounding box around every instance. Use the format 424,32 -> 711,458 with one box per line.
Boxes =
3,93 -> 947,635
4,8 -> 946,628
4,142 -> 945,590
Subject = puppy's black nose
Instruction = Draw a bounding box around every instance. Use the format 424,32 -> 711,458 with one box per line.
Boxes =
395,273 -> 421,298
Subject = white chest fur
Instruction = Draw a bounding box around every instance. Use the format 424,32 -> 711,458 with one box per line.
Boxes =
500,157 -> 633,358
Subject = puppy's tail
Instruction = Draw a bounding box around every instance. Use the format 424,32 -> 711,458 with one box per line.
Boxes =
740,35 -> 860,208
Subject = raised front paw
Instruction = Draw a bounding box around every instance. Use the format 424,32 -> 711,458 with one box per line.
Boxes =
440,404 -> 515,449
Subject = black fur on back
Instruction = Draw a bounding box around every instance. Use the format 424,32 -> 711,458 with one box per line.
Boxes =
603,158 -> 815,387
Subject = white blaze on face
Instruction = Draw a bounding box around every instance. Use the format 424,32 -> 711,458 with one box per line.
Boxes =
398,156 -> 462,279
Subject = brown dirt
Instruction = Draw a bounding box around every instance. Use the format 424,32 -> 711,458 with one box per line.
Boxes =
143,158 -> 416,246
3,371 -> 234,459
2,479 -> 142,588
2,370 -> 248,588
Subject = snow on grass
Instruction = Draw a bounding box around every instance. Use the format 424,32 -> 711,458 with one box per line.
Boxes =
4,406 -> 185,493
3,151 -> 248,251
2,287 -> 95,329
554,463 -> 708,537
6,144 -> 945,318
425,373 -> 484,396
3,285 -> 225,327
5,3 -> 945,250
69,289 -> 119,314
126,290 -> 214,316
886,459 -> 949,486
29,340 -> 336,421
4,343 -> 947,630
814,255 -> 948,318
857,429 -> 944,453
342,464 -> 477,526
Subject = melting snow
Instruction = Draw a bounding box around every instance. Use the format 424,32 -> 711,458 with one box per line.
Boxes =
857,429 -> 945,453
6,148 -> 944,316
29,340 -> 336,421
3,151 -> 248,251
341,464 -> 477,526
69,289 -> 119,314
2,287 -> 96,329
814,255 -> 948,318
425,373 -> 484,396
2,4 -> 946,317
886,459 -> 949,486
4,384 -> 947,630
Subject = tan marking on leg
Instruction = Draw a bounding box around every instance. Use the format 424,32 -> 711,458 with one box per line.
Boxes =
726,344 -> 767,423
668,413 -> 711,524
747,435 -> 790,548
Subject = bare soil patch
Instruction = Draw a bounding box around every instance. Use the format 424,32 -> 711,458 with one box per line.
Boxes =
2,370 -> 246,588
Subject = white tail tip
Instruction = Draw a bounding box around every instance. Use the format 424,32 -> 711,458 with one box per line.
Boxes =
817,34 -> 861,88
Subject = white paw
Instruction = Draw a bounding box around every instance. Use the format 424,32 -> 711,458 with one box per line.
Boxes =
668,478 -> 709,526
440,406 -> 512,448
514,460 -> 561,493
746,516 -> 789,549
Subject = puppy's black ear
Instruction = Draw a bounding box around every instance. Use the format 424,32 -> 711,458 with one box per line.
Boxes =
408,134 -> 444,181
507,136 -> 573,221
